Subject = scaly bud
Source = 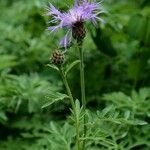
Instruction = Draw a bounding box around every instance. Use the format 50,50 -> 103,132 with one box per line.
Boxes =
72,22 -> 86,44
51,50 -> 64,66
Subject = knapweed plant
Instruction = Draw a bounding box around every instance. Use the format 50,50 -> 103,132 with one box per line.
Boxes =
43,0 -> 147,150
44,0 -> 105,150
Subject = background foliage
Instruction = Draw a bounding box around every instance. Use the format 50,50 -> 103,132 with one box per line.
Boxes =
0,0 -> 150,149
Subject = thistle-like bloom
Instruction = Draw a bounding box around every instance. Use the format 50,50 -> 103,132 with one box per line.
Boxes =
47,0 -> 104,48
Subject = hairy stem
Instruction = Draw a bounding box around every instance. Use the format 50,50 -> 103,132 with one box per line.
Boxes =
59,67 -> 80,150
78,45 -> 86,150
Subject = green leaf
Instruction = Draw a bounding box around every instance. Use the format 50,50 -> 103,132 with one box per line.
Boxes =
133,120 -> 148,125
47,122 -> 74,150
0,111 -> 8,122
124,110 -> 130,119
46,64 -> 59,71
65,60 -> 80,76
101,105 -> 115,117
42,92 -> 69,109
70,99 -> 84,123
0,55 -> 18,70
75,99 -> 81,119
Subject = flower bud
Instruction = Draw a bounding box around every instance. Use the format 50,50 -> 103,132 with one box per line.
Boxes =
72,22 -> 86,44
51,50 -> 64,66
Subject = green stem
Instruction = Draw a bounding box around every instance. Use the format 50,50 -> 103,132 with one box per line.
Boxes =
78,45 -> 86,150
59,67 -> 80,150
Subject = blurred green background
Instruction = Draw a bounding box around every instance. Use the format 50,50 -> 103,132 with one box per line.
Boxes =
0,0 -> 150,149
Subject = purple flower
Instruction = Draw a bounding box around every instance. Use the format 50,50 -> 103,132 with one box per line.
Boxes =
47,0 -> 105,48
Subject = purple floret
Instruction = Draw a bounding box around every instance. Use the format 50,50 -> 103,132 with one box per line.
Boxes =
47,0 -> 105,48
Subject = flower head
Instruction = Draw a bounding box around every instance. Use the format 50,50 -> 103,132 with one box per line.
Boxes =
50,50 -> 65,66
47,0 -> 104,48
